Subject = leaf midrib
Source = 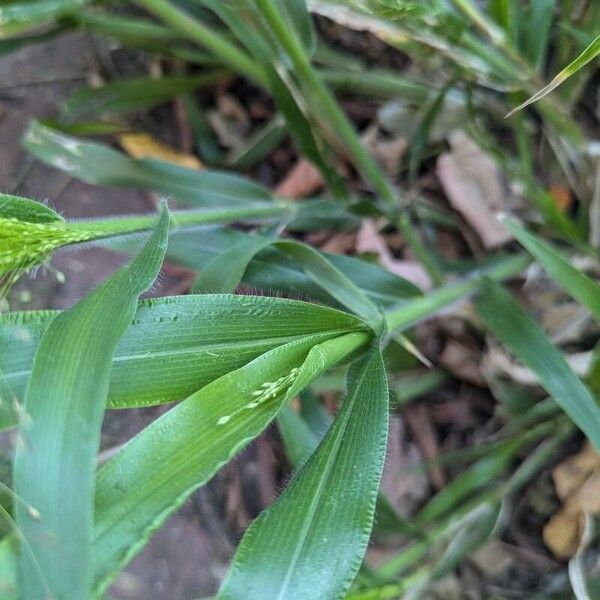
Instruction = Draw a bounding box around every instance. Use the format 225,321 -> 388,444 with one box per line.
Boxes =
4,328 -> 359,383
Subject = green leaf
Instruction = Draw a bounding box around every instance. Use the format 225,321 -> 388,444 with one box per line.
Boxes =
93,330 -> 370,593
193,233 -> 276,294
475,280 -> 600,452
77,10 -> 180,46
507,32 -> 600,115
0,295 -> 367,428
218,349 -> 388,600
0,0 -> 88,36
195,234 -> 384,329
276,0 -> 316,56
23,120 -> 273,207
201,0 -> 346,195
0,195 -> 62,224
0,537 -> 17,600
523,0 -> 556,70
13,207 -> 169,598
155,226 -> 422,306
503,218 -> 600,324
277,398 -> 419,539
62,74 -> 223,121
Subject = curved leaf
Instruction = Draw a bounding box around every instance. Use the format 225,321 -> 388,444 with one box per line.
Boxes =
476,280 -> 600,453
218,349 -> 388,600
93,330 -> 370,593
23,120 -> 273,207
13,207 -> 169,599
504,218 -> 600,324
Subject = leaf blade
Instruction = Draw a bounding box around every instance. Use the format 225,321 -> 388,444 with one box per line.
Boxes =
475,280 -> 600,452
13,207 -> 169,598
218,349 -> 388,600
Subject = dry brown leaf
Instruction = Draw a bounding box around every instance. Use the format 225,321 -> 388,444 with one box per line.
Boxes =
549,184 -> 573,213
356,219 -> 432,290
543,443 -> 600,559
274,158 -> 325,198
543,498 -> 582,559
361,124 -> 407,176
440,339 -> 485,386
380,416 -> 429,517
552,442 -> 599,500
437,131 -> 513,250
403,403 -> 446,489
119,132 -> 202,169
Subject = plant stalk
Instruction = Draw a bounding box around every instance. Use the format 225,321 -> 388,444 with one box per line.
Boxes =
384,253 -> 531,333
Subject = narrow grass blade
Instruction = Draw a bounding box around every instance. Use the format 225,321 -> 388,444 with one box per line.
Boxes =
13,207 -> 169,598
163,226 -> 422,306
23,120 -> 273,207
503,218 -> 600,324
218,349 -> 388,600
476,280 -> 600,452
62,74 -> 223,121
202,0 -> 346,195
193,234 -> 276,293
0,0 -> 88,36
277,0 -> 316,56
93,330 -> 370,593
507,33 -> 600,116
385,254 -> 530,332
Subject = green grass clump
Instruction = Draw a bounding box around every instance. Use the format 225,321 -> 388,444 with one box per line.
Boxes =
0,1 -> 600,599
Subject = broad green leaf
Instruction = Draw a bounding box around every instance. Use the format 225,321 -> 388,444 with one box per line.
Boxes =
62,74 -> 223,121
0,195 -> 62,224
94,330 -> 370,593
23,120 -> 273,207
138,226 -> 422,306
13,207 -> 169,599
0,295 -> 367,427
276,241 -> 383,329
277,399 -> 418,538
195,232 -> 384,329
476,280 -> 600,452
504,219 -> 600,324
218,349 -> 388,600
193,233 -> 276,293
508,32 -> 600,115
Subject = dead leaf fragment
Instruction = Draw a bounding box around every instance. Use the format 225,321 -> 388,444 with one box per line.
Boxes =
543,442 -> 600,559
552,442 -> 599,500
437,130 -> 513,249
549,184 -> 573,213
543,499 -> 581,559
356,219 -> 431,290
361,124 -> 407,176
119,132 -> 202,169
274,159 -> 325,198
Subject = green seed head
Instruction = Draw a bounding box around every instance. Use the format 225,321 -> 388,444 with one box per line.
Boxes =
0,217 -> 98,274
